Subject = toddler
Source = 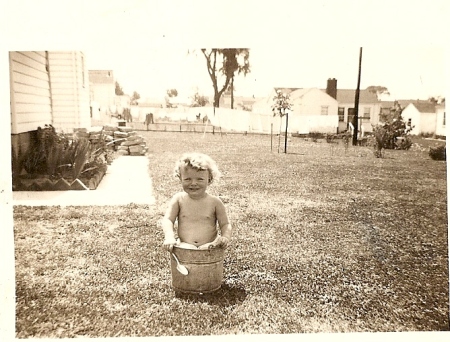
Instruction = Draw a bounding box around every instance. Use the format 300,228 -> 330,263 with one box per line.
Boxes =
161,152 -> 232,251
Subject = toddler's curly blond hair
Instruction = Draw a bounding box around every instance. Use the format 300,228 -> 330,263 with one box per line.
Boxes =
173,152 -> 221,183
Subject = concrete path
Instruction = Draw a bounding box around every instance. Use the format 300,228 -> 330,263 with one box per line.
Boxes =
12,156 -> 155,206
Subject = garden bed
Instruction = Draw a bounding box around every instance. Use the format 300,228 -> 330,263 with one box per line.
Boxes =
12,125 -> 115,192
13,164 -> 107,191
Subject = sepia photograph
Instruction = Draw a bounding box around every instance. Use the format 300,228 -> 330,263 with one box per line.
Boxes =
1,0 -> 449,341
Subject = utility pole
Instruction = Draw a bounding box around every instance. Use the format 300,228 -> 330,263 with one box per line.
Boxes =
284,109 -> 288,153
352,47 -> 363,146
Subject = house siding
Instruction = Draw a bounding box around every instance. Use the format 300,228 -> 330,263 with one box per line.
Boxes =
338,103 -> 381,134
48,51 -> 90,130
420,112 -> 437,135
402,103 -> 437,135
402,105 -> 420,135
254,88 -> 380,134
88,70 -> 115,118
291,88 -> 338,116
290,88 -> 339,133
435,106 -> 446,136
9,51 -> 52,134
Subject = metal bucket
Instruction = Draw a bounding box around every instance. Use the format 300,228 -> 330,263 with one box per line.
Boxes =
170,246 -> 225,294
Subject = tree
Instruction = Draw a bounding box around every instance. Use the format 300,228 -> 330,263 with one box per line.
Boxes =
379,100 -> 403,124
165,88 -> 178,108
115,81 -> 124,95
272,90 -> 292,153
130,91 -> 140,105
219,49 -> 250,109
366,85 -> 390,99
428,96 -> 445,105
372,101 -> 413,157
200,49 -> 250,108
428,96 -> 438,104
190,92 -> 209,107
167,89 -> 178,97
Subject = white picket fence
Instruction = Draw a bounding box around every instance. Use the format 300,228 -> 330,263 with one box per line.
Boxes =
125,105 -> 338,134
210,107 -> 338,134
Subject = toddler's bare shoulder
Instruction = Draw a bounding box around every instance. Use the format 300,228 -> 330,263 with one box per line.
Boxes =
208,194 -> 224,205
171,192 -> 186,202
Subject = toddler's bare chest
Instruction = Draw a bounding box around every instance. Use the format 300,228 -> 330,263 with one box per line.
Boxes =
179,200 -> 216,220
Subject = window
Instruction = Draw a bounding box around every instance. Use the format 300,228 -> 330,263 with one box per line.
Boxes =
338,107 -> 345,122
443,112 -> 446,126
363,107 -> 371,119
321,106 -> 328,115
407,118 -> 412,127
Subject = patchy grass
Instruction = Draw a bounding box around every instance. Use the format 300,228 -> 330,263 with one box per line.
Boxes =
14,132 -> 448,337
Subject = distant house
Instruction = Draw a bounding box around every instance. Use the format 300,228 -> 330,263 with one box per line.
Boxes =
252,86 -> 338,134
114,95 -> 131,114
134,97 -> 166,121
324,78 -> 381,134
220,90 -> 258,111
378,99 -> 423,122
252,78 -> 381,134
283,87 -> 338,134
88,70 -> 115,115
435,104 -> 446,137
10,51 -> 90,159
401,101 -> 440,136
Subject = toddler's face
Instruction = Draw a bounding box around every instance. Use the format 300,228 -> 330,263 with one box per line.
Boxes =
180,166 -> 209,199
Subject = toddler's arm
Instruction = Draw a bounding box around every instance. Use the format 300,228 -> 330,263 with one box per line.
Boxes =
161,194 -> 180,252
213,197 -> 232,248
161,217 -> 177,251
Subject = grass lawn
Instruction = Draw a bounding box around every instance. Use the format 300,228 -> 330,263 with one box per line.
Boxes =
13,132 -> 448,337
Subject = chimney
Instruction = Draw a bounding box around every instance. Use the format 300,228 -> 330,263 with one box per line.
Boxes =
326,78 -> 337,99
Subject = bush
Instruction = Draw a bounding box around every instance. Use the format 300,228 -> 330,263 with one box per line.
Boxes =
370,111 -> 414,157
395,136 -> 413,150
20,125 -> 111,181
429,145 -> 446,161
309,131 -> 322,142
326,133 -> 338,143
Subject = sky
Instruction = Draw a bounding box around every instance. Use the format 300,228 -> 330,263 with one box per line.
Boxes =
2,0 -> 447,103
85,45 -> 446,102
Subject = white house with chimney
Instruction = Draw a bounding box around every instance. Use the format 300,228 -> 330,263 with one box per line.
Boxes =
252,78 -> 381,134
325,78 -> 381,134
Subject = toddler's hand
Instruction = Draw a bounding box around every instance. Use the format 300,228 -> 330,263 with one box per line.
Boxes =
211,236 -> 230,249
163,237 -> 177,252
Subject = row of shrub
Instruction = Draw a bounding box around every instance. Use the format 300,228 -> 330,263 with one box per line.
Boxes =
308,125 -> 445,161
12,125 -> 115,185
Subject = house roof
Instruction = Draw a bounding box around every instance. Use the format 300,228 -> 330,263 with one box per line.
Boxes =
275,87 -> 378,104
380,100 -> 419,109
240,96 -> 258,105
410,102 -> 436,113
334,89 -> 379,104
380,100 -> 436,111
88,70 -> 115,84
274,87 -> 301,94
289,88 -> 312,99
